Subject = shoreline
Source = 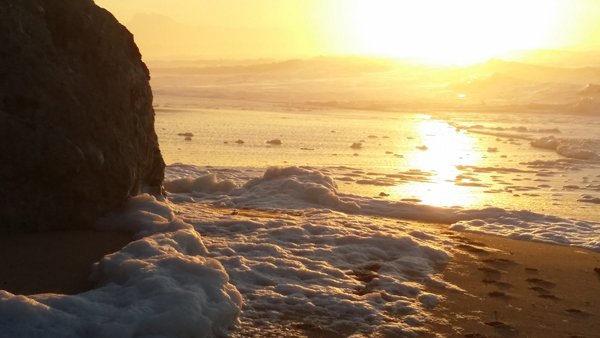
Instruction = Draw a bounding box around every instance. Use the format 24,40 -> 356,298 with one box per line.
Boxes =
153,98 -> 595,117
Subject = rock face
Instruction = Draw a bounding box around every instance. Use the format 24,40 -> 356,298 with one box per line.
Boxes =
0,0 -> 165,231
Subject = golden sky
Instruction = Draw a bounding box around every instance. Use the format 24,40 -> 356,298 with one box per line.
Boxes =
96,0 -> 600,64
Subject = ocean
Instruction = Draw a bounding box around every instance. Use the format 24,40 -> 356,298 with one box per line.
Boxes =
156,107 -> 600,222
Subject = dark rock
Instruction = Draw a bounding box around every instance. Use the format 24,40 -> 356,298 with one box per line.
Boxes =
0,0 -> 165,231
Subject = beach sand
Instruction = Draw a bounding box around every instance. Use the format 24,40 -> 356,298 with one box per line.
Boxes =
252,227 -> 600,338
208,208 -> 600,337
0,216 -> 598,338
428,231 -> 600,338
0,230 -> 131,295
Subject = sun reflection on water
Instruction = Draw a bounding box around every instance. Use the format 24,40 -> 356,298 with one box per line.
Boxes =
393,118 -> 482,207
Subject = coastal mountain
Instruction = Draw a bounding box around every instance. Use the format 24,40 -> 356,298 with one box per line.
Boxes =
148,56 -> 600,114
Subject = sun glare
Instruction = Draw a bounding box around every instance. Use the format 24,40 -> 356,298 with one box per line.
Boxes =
339,0 -> 564,65
394,118 -> 481,207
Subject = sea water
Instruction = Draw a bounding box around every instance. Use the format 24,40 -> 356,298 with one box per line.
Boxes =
156,108 -> 600,222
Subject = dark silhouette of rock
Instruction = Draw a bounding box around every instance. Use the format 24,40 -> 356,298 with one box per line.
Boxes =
0,0 -> 165,231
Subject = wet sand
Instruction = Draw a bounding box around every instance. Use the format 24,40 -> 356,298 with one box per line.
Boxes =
0,230 -> 131,295
428,231 -> 600,338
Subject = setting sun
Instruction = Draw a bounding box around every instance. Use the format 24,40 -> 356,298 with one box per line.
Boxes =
96,0 -> 599,63
337,0 -> 564,65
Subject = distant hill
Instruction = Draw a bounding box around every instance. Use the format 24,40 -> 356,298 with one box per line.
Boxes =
502,49 -> 600,68
148,54 -> 600,115
472,59 -> 600,84
149,56 -> 398,77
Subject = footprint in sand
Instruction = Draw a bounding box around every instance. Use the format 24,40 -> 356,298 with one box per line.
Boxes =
457,244 -> 490,255
524,267 -> 539,274
487,291 -> 512,301
483,279 -> 513,290
526,277 -> 556,289
463,333 -> 489,338
478,266 -> 504,280
565,308 -> 591,317
482,258 -> 518,269
485,321 -> 518,336
538,294 -> 561,301
528,286 -> 552,294
450,235 -> 487,247
526,278 -> 560,300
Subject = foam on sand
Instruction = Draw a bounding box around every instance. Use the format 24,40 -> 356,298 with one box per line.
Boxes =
5,163 -> 595,337
164,163 -> 600,335
0,194 -> 242,338
175,200 -> 452,336
164,174 -> 238,194
167,165 -> 600,252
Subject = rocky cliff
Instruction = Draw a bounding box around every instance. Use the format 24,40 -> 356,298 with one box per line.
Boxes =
0,0 -> 165,231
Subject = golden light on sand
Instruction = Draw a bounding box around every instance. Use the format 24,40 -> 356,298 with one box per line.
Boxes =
395,118 -> 481,206
339,0 -> 565,65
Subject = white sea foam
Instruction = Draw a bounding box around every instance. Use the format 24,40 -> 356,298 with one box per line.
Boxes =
166,163 -> 600,334
450,217 -> 600,250
0,195 -> 242,338
164,174 -> 238,194
167,165 -> 600,251
161,165 -> 460,335
531,136 -> 600,160
175,201 -> 452,336
451,121 -> 600,161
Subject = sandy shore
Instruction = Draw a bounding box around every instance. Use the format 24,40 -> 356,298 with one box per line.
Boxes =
264,229 -> 600,338
0,230 -> 131,295
203,208 -> 600,337
427,231 -> 600,338
0,216 -> 598,338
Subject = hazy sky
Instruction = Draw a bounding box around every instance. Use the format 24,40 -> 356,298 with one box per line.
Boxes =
96,0 -> 600,64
